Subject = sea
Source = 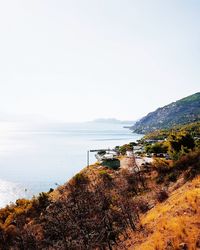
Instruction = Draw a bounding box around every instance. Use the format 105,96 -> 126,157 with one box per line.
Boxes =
0,121 -> 142,207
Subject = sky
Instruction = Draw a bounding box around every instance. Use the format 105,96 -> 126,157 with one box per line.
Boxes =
0,0 -> 199,122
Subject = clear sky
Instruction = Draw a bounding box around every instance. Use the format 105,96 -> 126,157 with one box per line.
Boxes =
0,0 -> 199,122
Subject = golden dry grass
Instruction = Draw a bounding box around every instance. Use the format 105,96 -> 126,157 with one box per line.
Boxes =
134,176 -> 200,250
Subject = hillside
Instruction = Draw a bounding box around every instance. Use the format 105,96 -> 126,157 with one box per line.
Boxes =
0,147 -> 199,249
143,121 -> 200,141
121,176 -> 200,250
131,92 -> 200,134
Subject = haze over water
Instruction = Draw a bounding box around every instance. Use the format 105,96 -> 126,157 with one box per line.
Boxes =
0,121 -> 142,207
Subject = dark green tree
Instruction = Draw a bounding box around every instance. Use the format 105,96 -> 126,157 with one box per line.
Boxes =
168,132 -> 195,160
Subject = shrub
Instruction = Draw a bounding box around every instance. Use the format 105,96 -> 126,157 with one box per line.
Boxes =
119,144 -> 133,155
173,150 -> 200,171
38,192 -> 50,209
99,170 -> 112,181
101,159 -> 120,170
48,188 -> 54,193
167,172 -> 178,182
73,173 -> 89,186
153,158 -> 171,175
155,175 -> 164,184
137,199 -> 149,213
168,132 -> 195,160
156,190 -> 169,202
145,142 -> 168,154
184,167 -> 199,181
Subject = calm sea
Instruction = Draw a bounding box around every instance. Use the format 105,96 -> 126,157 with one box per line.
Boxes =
0,121 -> 142,207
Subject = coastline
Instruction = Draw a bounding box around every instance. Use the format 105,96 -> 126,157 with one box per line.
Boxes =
0,122 -> 143,207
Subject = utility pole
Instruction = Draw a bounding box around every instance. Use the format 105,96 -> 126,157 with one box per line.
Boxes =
87,150 -> 90,167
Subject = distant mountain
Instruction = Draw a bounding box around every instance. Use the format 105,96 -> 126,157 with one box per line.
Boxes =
91,118 -> 135,125
131,92 -> 200,134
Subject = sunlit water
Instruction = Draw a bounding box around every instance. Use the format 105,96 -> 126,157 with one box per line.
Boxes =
0,121 -> 142,207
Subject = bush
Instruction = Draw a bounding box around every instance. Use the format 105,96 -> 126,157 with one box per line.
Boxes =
38,192 -> 50,209
101,159 -> 120,170
167,172 -> 178,182
119,144 -> 133,155
153,158 -> 171,175
156,190 -> 169,202
48,188 -> 54,193
99,170 -> 112,181
73,173 -> 89,185
168,132 -> 195,160
137,200 -> 149,213
155,175 -> 164,184
145,142 -> 168,154
173,150 -> 200,171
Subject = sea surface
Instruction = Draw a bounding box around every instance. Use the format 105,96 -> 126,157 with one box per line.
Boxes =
0,121 -> 142,207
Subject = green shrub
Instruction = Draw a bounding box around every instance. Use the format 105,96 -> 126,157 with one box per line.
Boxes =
119,144 -> 133,155
101,159 -> 120,170
73,173 -> 89,186
99,170 -> 108,175
99,170 -> 112,182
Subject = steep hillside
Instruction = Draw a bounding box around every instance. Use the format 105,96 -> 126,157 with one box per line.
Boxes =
120,176 -> 200,250
143,121 -> 200,141
131,92 -> 200,133
0,149 -> 199,249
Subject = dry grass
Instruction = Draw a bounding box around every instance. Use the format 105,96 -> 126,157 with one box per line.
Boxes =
134,176 -> 200,250
49,157 -> 200,250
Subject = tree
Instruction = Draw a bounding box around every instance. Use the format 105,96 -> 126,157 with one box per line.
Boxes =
168,132 -> 195,160
119,144 -> 133,155
145,142 -> 168,154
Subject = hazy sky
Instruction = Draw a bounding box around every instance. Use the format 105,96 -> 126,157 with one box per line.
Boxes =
0,0 -> 199,122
